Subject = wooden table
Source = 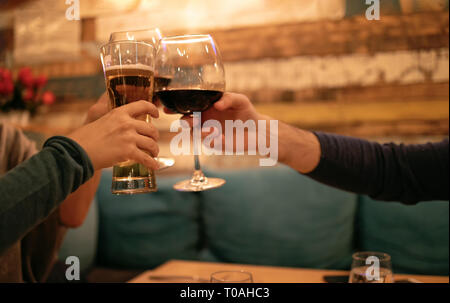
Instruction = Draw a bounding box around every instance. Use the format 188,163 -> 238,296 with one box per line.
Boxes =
129,260 -> 449,283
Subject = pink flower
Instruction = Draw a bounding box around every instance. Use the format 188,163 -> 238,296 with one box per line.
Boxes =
42,91 -> 56,105
3,81 -> 14,95
23,88 -> 34,101
34,75 -> 48,88
1,68 -> 12,82
18,67 -> 34,88
0,71 -> 14,95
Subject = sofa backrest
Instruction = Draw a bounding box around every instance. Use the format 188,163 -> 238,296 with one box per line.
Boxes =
64,165 -> 448,276
94,165 -> 358,270
58,198 -> 99,274
357,196 -> 449,276
198,166 -> 358,270
95,170 -> 201,269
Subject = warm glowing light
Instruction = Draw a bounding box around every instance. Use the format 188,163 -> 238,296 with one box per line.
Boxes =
161,35 -> 213,45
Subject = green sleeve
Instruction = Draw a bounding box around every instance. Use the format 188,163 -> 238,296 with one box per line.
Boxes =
0,136 -> 94,255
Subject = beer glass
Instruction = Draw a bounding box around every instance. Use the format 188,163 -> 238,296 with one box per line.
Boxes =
109,28 -> 163,46
155,35 -> 226,192
108,28 -> 175,171
100,41 -> 157,194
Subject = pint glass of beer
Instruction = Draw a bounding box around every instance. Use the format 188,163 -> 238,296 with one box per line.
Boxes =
100,41 -> 157,194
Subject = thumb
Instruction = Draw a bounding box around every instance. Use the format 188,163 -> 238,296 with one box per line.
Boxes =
123,100 -> 159,118
214,92 -> 247,111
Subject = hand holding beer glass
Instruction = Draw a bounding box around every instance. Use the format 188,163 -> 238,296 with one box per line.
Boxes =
100,41 -> 158,194
108,28 -> 175,170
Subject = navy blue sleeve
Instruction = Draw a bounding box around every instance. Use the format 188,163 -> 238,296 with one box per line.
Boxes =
0,136 -> 94,254
306,132 -> 449,204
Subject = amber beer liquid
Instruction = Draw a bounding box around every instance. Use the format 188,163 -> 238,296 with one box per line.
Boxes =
106,65 -> 157,194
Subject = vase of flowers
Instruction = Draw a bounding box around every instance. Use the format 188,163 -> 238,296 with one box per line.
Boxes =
0,67 -> 56,126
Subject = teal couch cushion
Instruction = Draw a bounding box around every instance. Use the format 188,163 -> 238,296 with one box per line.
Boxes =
59,198 -> 99,274
96,169 -> 201,269
200,165 -> 359,270
358,197 -> 449,276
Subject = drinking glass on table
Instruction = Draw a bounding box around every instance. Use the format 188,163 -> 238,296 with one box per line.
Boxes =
109,28 -> 175,170
349,252 -> 394,283
100,40 -> 157,194
210,271 -> 253,283
155,34 -> 226,192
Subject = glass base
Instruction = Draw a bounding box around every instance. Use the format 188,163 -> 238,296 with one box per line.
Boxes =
111,177 -> 157,195
173,171 -> 225,192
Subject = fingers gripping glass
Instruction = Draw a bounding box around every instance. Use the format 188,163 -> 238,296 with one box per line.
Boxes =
109,28 -> 174,171
155,35 -> 226,192
100,40 -> 157,194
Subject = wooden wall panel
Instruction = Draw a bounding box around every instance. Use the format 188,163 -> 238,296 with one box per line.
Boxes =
242,82 -> 449,104
0,28 -> 13,51
255,100 -> 449,137
193,11 -> 449,62
82,11 -> 450,62
81,18 -> 96,42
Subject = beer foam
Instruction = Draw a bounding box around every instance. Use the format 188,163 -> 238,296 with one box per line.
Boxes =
105,64 -> 154,72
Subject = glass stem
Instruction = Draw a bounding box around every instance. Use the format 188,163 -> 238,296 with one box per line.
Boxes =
194,154 -> 201,171
191,113 -> 207,187
191,155 -> 207,185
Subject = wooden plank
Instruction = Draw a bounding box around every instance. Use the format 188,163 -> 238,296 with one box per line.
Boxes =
0,28 -> 13,51
81,18 -> 96,42
17,98 -> 448,138
167,11 -> 449,62
320,120 -> 449,137
12,55 -> 102,78
0,0 -> 31,11
255,100 -> 449,128
242,82 -> 449,104
9,11 -> 447,77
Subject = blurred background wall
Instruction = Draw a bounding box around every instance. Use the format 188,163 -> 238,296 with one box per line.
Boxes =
0,0 -> 448,148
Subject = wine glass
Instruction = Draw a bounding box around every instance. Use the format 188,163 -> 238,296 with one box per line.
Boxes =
155,34 -> 226,192
108,28 -> 175,171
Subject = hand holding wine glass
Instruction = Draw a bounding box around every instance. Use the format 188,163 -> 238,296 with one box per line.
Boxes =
155,34 -> 226,192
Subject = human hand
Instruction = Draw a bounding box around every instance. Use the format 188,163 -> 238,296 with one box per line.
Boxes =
164,92 -> 262,127
85,92 -> 110,124
68,100 -> 160,170
165,92 -> 270,153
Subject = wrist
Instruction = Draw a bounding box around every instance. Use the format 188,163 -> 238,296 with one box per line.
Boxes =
278,122 -> 321,173
84,112 -> 96,125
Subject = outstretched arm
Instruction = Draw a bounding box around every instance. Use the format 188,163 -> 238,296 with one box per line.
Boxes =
0,136 -> 94,255
306,133 -> 449,204
176,92 -> 449,204
0,101 -> 160,254
58,94 -> 109,228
